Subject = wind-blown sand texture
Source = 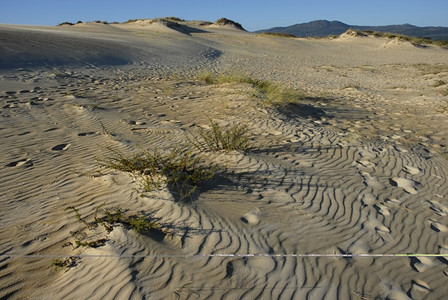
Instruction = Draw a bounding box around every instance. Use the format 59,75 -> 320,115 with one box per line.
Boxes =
1,20 -> 448,299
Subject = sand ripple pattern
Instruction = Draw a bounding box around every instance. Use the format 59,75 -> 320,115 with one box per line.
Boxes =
1,71 -> 447,299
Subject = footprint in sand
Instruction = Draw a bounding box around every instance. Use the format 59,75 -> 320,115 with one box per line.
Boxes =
426,200 -> 448,217
385,198 -> 402,205
241,207 -> 262,225
348,240 -> 374,266
295,160 -> 313,168
394,146 -> 408,153
357,159 -> 376,169
44,127 -> 59,132
403,165 -> 420,175
411,256 -> 435,272
361,172 -> 383,189
363,217 -> 391,238
265,129 -> 283,136
409,279 -> 431,298
5,158 -> 33,168
439,245 -> 448,261
51,143 -> 70,151
224,261 -> 234,279
374,204 -> 391,216
359,193 -> 376,206
389,177 -> 419,194
380,280 -> 411,300
429,220 -> 448,233
78,131 -> 98,136
359,148 -> 376,159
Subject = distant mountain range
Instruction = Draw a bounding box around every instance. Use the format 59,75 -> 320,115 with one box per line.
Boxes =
255,20 -> 448,40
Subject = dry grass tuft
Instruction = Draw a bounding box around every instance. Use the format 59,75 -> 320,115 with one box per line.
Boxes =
259,32 -> 296,38
189,120 -> 250,153
197,71 -> 306,107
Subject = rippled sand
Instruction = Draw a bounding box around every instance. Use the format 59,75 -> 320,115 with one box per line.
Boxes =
1,21 -> 447,299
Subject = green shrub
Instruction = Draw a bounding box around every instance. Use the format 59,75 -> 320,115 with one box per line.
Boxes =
99,147 -> 216,200
128,215 -> 159,232
189,120 -> 250,152
66,203 -> 161,235
51,257 -> 80,271
103,206 -> 123,224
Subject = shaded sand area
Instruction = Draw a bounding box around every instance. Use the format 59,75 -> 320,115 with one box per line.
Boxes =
1,20 -> 448,299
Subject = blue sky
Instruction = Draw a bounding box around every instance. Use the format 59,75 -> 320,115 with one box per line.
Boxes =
1,0 -> 447,31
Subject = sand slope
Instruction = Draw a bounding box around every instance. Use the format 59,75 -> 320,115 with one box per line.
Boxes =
1,22 -> 448,299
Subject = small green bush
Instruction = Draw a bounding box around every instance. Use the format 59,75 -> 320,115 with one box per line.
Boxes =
51,257 -> 80,271
128,215 -> 159,232
103,206 -> 123,224
189,120 -> 250,152
66,203 -> 161,235
99,147 -> 216,200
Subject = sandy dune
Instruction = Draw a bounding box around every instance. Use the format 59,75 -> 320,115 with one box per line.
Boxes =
1,20 -> 448,299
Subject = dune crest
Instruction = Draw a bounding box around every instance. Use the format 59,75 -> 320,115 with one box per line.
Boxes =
0,20 -> 448,299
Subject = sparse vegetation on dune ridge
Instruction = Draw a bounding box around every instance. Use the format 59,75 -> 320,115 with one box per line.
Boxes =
258,32 -> 296,38
360,29 -> 448,47
214,18 -> 245,31
4,13 -> 448,299
58,21 -> 83,26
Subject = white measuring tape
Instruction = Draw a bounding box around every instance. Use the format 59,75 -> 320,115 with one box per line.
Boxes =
1,253 -> 446,258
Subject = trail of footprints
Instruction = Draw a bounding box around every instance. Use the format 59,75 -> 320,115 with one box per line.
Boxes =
215,111 -> 448,297
2,70 -> 448,298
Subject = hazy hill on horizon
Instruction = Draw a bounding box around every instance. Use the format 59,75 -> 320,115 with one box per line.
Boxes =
256,20 -> 448,40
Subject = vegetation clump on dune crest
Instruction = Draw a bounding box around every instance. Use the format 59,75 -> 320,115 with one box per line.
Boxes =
359,29 -> 448,47
214,18 -> 246,31
163,16 -> 186,22
58,22 -> 75,26
259,32 -> 296,38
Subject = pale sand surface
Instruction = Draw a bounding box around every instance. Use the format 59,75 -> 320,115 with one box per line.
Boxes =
1,21 -> 448,299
